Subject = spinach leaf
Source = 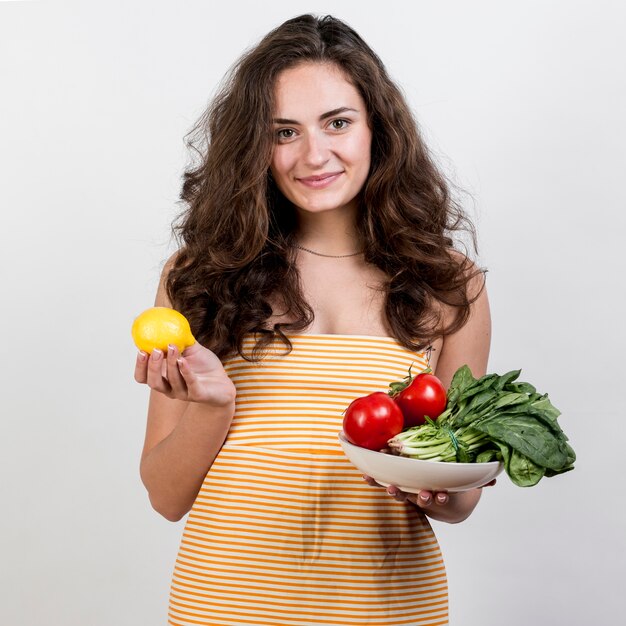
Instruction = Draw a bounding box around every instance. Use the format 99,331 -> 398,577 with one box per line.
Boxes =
529,395 -> 561,423
472,414 -> 570,471
491,392 -> 530,411
446,365 -> 476,406
493,369 -> 522,392
508,449 -> 545,487
475,449 -> 501,463
505,381 -> 537,395
486,439 -> 544,486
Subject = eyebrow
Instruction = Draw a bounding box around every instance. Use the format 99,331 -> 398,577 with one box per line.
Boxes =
272,106 -> 359,125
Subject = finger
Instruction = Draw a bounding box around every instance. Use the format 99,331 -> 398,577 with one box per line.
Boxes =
412,490 -> 433,508
362,474 -> 380,487
177,356 -> 188,374
166,345 -> 187,396
182,341 -> 201,357
134,351 -> 149,383
146,349 -> 173,395
386,485 -> 407,502
177,356 -> 194,386
434,491 -> 449,505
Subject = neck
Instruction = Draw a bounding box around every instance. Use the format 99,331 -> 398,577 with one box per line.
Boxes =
294,204 -> 360,256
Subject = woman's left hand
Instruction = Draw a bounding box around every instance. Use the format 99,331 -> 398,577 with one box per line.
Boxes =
363,475 -> 496,523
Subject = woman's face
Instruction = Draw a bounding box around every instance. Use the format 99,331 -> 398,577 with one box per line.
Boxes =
270,62 -> 372,217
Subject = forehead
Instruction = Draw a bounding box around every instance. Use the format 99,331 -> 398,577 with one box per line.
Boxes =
273,62 -> 365,115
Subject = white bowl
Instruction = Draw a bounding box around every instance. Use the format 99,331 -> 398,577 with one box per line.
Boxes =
338,431 -> 504,493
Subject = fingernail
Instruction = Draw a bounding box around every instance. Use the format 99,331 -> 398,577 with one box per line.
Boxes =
436,493 -> 447,504
168,344 -> 176,354
138,351 -> 147,362
419,493 -> 430,503
152,349 -> 163,360
387,486 -> 397,496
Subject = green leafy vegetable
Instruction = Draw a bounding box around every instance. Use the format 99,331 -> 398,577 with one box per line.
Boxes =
387,365 -> 575,487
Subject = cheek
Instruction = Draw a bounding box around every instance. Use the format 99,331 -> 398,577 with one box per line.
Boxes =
345,131 -> 372,171
269,151 -> 295,199
270,147 -> 293,181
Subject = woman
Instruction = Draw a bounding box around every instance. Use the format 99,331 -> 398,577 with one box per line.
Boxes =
135,14 -> 491,626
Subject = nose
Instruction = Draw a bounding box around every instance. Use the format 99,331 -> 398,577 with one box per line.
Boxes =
302,131 -> 330,169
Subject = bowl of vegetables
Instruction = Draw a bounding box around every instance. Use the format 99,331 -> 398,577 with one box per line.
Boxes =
339,365 -> 576,491
338,430 -> 504,492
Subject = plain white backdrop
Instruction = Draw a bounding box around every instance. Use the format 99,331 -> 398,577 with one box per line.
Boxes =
1,1 -> 624,624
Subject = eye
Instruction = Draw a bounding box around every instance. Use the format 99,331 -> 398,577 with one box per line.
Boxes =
330,118 -> 351,130
276,128 -> 296,142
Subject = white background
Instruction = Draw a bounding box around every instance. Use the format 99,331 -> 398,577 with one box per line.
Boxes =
1,1 -> 624,624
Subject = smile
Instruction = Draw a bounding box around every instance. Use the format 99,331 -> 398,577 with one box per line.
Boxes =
296,172 -> 343,189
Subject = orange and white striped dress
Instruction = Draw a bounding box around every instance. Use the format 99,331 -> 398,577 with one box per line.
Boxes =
168,334 -> 448,626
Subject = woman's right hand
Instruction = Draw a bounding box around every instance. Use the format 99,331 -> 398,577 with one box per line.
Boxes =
134,342 -> 236,407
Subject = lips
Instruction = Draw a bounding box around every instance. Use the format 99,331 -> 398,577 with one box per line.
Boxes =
296,171 -> 343,189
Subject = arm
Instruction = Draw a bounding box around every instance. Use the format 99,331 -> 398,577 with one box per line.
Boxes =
432,270 -> 491,390
376,269 -> 492,523
135,261 -> 236,522
411,270 -> 492,523
138,384 -> 235,522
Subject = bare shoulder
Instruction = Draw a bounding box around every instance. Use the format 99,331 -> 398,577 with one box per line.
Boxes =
154,251 -> 181,307
433,253 -> 491,389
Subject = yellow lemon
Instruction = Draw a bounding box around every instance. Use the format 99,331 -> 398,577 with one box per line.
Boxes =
131,306 -> 195,354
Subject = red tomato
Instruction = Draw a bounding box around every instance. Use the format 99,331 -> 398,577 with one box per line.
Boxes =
343,392 -> 404,451
394,373 -> 447,428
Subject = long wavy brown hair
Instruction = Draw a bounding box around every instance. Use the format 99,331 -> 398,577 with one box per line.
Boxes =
166,14 -> 484,360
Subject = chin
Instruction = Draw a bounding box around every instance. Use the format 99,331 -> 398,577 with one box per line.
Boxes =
294,195 -> 357,214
